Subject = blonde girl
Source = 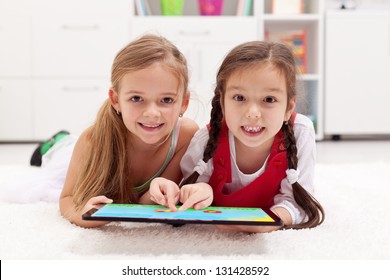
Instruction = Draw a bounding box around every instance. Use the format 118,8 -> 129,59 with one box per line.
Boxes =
151,41 -> 324,233
60,35 -> 198,228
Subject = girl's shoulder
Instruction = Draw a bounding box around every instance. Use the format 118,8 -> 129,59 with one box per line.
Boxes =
293,113 -> 316,143
176,117 -> 199,149
294,114 -> 315,132
72,127 -> 93,157
186,125 -> 211,149
180,117 -> 199,132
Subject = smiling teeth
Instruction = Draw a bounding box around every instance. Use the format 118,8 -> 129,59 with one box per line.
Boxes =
143,124 -> 161,128
243,126 -> 262,132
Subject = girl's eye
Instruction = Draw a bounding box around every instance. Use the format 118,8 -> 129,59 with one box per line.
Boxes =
130,96 -> 143,102
161,97 -> 174,104
233,95 -> 245,102
264,96 -> 276,103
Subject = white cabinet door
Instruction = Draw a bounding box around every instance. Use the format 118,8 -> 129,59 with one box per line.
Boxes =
325,13 -> 390,135
32,15 -> 130,78
0,79 -> 34,140
32,79 -> 109,139
0,16 -> 31,77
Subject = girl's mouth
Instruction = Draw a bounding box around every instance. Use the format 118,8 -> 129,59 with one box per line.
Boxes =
139,123 -> 164,131
241,125 -> 264,135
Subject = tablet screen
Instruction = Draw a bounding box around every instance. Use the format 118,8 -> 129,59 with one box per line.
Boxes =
82,204 -> 282,226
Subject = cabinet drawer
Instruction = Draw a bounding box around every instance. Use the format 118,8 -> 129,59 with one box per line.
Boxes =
32,15 -> 130,78
0,0 -> 32,14
132,17 -> 257,43
32,79 -> 109,139
31,0 -> 131,15
0,79 -> 34,140
0,16 -> 32,77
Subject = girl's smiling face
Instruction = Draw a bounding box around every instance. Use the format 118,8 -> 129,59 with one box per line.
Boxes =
109,62 -> 188,145
223,63 -> 295,149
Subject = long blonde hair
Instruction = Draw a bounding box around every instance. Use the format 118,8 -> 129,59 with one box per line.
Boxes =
73,35 -> 188,209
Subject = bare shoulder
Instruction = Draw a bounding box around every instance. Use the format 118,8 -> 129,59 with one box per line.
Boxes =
176,117 -> 199,151
72,128 -> 93,158
179,117 -> 199,140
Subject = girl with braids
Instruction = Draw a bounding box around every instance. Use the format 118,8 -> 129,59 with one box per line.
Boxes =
150,40 -> 324,233
59,35 -> 198,228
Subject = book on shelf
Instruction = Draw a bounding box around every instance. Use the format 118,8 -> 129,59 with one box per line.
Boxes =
135,0 -> 151,16
265,29 -> 307,74
236,0 -> 253,16
272,0 -> 303,14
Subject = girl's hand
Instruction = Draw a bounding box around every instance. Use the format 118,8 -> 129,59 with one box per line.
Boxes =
178,183 -> 213,211
149,177 -> 180,211
81,195 -> 113,215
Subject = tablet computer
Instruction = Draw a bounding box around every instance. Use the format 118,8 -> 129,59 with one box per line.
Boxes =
82,204 -> 283,226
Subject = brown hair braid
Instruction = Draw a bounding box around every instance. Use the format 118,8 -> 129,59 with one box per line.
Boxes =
282,121 -> 325,229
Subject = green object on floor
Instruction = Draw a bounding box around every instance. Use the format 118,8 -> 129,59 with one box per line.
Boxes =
40,130 -> 70,155
30,130 -> 70,166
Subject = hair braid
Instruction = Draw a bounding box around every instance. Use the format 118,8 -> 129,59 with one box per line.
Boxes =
179,89 -> 224,187
282,121 -> 325,229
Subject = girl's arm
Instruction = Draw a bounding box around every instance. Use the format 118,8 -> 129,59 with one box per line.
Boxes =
59,131 -> 111,228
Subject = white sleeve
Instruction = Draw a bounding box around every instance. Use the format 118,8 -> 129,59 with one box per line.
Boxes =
180,127 -> 214,183
271,114 -> 316,225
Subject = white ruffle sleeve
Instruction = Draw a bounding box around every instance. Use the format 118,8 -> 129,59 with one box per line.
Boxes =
180,127 -> 213,183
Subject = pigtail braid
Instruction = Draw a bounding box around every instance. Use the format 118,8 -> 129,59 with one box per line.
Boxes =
282,121 -> 325,229
179,89 -> 224,187
202,90 -> 223,162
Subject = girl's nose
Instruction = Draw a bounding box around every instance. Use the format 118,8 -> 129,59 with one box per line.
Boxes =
143,103 -> 161,118
246,104 -> 261,119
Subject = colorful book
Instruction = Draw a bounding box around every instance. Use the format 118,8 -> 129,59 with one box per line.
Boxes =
135,0 -> 151,16
265,29 -> 307,74
236,0 -> 253,16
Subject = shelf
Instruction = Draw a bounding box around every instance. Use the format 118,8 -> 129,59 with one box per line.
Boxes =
0,0 -> 324,140
134,0 -> 255,17
264,14 -> 321,21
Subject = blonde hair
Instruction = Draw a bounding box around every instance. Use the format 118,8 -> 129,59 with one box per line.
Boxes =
73,35 -> 188,209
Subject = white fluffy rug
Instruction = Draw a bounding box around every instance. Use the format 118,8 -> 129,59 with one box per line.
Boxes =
1,162 -> 389,260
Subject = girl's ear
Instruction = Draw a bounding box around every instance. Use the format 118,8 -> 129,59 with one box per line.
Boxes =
108,88 -> 120,112
180,90 -> 190,114
284,96 -> 296,122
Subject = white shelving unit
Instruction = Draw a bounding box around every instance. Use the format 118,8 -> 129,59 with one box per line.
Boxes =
130,0 -> 324,139
0,0 -> 324,140
260,0 -> 324,140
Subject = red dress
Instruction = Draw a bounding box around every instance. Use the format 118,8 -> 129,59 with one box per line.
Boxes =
209,113 -> 296,208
